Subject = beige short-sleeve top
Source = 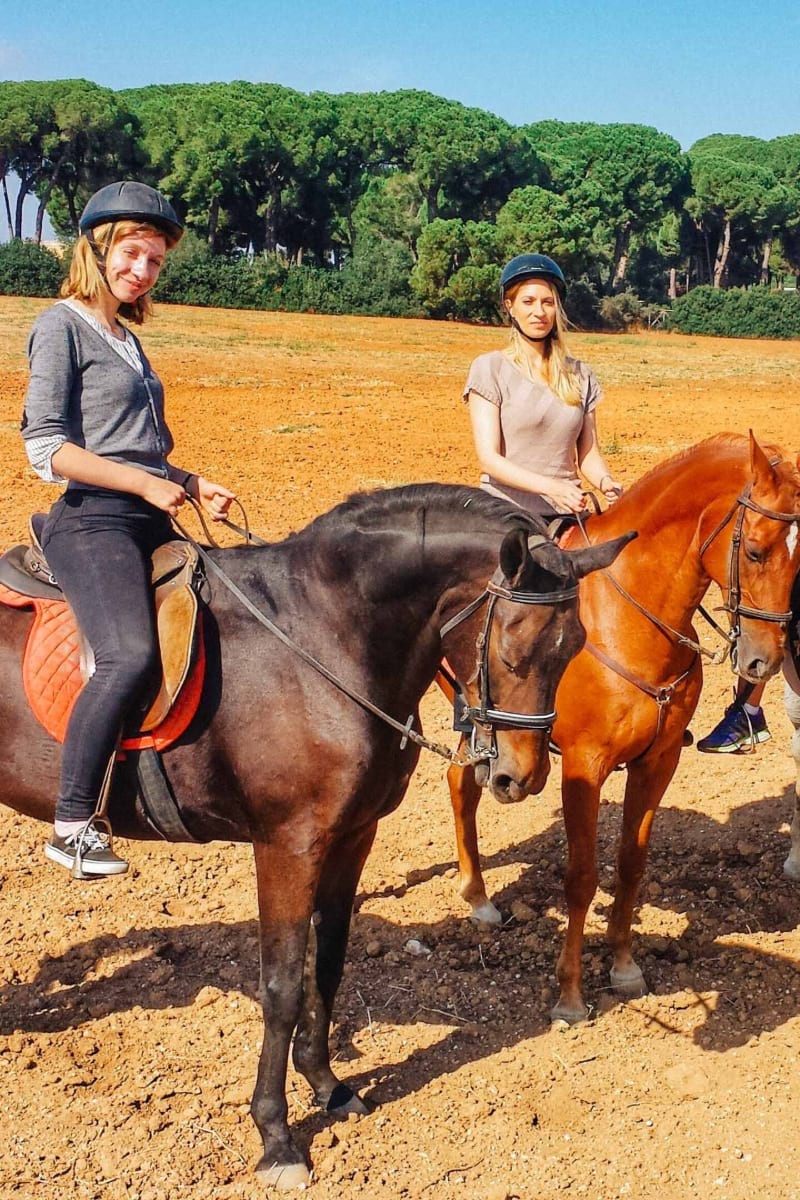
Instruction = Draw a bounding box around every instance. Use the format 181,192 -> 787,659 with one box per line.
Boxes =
463,350 -> 602,514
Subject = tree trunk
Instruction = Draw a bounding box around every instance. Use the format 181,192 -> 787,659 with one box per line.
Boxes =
713,219 -> 731,288
207,195 -> 220,251
668,266 -> 677,300
35,198 -> 47,244
1,171 -> 13,240
760,236 -> 772,286
611,225 -> 631,293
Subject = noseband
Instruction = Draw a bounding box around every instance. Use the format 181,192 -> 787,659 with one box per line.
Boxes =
440,576 -> 579,751
699,484 -> 800,644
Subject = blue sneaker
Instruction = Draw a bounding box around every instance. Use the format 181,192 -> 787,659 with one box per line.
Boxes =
696,701 -> 770,753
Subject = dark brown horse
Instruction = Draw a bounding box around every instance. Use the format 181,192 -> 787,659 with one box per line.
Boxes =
0,482 -> 632,1189
447,434 -> 800,1025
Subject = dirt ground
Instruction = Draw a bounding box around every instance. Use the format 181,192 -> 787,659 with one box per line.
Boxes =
1,299 -> 800,1200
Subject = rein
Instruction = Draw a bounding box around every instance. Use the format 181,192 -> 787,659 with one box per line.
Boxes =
570,481 -> 799,712
173,502 -> 575,767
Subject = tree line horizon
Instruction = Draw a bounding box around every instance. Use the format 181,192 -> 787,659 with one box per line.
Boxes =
2,77 -> 799,325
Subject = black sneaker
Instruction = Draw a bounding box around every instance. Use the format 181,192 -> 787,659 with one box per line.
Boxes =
45,820 -> 129,878
696,702 -> 770,754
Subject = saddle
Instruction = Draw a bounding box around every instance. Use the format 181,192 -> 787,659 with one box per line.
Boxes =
0,516 -> 206,750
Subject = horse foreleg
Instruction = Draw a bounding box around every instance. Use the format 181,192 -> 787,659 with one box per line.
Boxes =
552,774 -> 602,1025
447,755 -> 501,924
250,839 -> 319,1190
606,742 -> 682,998
783,673 -> 800,882
291,822 -> 377,1115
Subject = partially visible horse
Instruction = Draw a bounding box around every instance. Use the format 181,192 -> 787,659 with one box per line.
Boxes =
781,569 -> 800,880
0,482 -> 632,1189
446,434 -> 800,1025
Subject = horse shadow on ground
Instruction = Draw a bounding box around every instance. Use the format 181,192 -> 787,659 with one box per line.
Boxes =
0,781 -> 798,1129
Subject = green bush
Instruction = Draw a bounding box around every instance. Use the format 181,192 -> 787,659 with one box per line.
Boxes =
667,285 -> 800,338
0,239 -> 63,297
154,232 -> 418,317
599,291 -> 644,330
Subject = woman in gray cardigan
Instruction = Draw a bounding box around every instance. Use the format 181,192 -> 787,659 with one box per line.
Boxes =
21,181 -> 235,879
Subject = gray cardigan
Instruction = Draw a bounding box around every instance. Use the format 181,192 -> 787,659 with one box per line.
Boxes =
22,303 -> 174,484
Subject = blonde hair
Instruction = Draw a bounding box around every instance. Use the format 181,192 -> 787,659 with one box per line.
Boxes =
61,220 -> 176,325
504,282 -> 582,407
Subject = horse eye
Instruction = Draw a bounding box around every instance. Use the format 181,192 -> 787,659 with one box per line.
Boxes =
744,543 -> 764,564
498,654 -> 520,675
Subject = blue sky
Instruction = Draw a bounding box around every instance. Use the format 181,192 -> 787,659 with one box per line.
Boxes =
3,0 -> 799,235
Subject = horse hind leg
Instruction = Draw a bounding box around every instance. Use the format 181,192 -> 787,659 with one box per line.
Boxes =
447,756 -> 502,925
783,674 -> 800,882
291,823 -> 377,1116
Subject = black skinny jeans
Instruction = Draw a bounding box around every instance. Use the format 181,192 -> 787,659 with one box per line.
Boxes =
41,488 -> 174,823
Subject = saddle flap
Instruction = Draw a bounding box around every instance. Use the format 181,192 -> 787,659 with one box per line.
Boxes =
140,584 -> 200,732
151,540 -> 199,587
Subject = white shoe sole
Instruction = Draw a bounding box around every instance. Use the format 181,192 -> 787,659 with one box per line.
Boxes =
697,730 -> 771,754
44,842 -> 129,875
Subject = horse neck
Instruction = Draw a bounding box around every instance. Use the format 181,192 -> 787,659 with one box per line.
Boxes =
590,453 -> 748,626
296,524 -> 498,682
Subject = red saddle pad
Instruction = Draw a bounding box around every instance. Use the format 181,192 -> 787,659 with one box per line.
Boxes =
0,581 -> 205,751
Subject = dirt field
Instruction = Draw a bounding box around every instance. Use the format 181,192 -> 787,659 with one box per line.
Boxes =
1,298 -> 800,1200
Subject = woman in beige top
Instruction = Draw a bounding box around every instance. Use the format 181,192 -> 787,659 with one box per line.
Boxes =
465,253 -> 623,517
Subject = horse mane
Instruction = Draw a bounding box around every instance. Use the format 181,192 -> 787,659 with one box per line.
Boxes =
288,482 -> 548,543
620,432 -> 786,502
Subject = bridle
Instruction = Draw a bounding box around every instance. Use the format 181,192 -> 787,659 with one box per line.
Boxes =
439,572 -> 579,761
699,484 -> 800,648
568,479 -> 799,727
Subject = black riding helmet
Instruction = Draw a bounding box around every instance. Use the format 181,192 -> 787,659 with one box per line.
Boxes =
79,181 -> 184,243
500,253 -> 566,301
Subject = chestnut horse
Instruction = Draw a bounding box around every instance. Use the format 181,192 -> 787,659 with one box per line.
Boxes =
446,434 -> 800,1025
0,482 -> 632,1189
781,569 -> 800,880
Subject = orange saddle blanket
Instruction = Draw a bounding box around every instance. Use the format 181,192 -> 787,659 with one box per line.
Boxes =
0,582 -> 205,751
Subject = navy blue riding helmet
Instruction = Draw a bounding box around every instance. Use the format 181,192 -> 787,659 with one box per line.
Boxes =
499,254 -> 567,301
79,181 -> 184,243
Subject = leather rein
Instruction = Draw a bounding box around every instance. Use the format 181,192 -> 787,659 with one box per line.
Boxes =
175,504 -> 577,767
573,482 -> 800,716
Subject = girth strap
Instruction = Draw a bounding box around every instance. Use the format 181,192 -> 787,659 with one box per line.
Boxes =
135,747 -> 200,842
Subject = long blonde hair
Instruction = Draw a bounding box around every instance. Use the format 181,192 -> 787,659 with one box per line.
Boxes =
61,219 -> 176,325
504,282 -> 582,407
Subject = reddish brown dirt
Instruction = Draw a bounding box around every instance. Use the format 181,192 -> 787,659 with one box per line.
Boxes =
1,300 -> 800,1200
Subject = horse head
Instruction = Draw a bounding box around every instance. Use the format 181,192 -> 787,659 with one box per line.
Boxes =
702,432 -> 800,682
443,525 -> 636,803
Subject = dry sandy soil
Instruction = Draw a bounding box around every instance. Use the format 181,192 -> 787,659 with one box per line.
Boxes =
1,299 -> 799,1200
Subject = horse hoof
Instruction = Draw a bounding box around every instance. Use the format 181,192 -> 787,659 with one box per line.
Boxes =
255,1160 -> 311,1191
610,964 -> 647,997
550,1001 -> 588,1026
783,855 -> 800,883
326,1082 -> 370,1116
469,900 -> 502,925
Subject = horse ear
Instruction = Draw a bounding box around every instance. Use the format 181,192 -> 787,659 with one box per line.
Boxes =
749,429 -> 776,486
499,528 -> 529,585
568,530 -> 638,579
